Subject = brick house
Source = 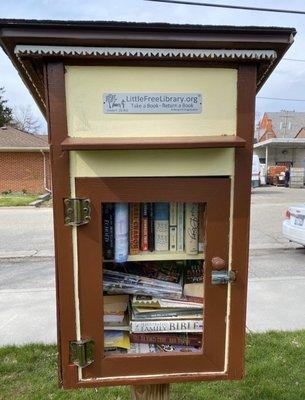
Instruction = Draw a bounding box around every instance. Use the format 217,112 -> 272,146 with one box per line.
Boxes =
0,126 -> 51,194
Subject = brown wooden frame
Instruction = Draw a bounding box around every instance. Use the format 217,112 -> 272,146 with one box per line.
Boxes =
44,61 -> 256,389
75,177 -> 231,387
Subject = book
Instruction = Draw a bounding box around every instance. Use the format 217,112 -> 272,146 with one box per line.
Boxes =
154,203 -> 169,251
132,295 -> 202,309
104,331 -> 130,349
141,203 -> 149,251
130,319 -> 203,333
114,203 -> 129,263
128,343 -> 200,353
177,203 -> 184,252
185,203 -> 199,255
147,203 -> 155,252
184,283 -> 204,300
130,333 -> 202,347
103,203 -> 115,260
198,203 -> 206,252
129,203 -> 140,255
132,308 -> 203,320
170,226 -> 177,251
104,294 -> 129,314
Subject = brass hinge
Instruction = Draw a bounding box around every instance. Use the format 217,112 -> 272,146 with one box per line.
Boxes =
211,270 -> 236,285
64,198 -> 91,226
69,339 -> 94,368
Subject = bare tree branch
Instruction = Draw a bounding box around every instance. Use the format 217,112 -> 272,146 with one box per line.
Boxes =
12,105 -> 41,134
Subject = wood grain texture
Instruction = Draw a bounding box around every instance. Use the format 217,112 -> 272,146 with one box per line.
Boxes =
61,135 -> 246,151
131,384 -> 170,400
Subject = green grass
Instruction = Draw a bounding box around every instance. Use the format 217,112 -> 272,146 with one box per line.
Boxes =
0,331 -> 304,400
0,194 -> 38,206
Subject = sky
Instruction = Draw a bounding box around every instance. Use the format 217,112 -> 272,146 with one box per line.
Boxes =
1,0 -> 305,132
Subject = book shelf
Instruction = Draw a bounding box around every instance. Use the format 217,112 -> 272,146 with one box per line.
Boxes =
104,251 -> 205,262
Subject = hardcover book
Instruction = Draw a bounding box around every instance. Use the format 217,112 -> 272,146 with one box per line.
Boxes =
147,203 -> 155,252
129,203 -> 140,255
154,203 -> 169,251
170,202 -> 177,225
177,202 -> 184,252
141,203 -> 149,251
130,332 -> 202,347
103,203 -> 115,260
185,203 -> 199,255
114,203 -> 129,263
130,319 -> 203,333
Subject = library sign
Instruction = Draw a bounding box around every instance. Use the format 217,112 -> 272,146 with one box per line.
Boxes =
103,93 -> 202,114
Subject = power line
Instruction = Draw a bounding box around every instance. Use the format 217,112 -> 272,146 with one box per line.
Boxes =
257,97 -> 305,102
145,0 -> 305,15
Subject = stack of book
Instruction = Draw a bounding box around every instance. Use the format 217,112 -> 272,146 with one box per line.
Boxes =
103,261 -> 204,354
103,202 -> 206,262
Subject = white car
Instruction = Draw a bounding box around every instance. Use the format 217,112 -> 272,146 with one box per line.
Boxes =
282,204 -> 305,246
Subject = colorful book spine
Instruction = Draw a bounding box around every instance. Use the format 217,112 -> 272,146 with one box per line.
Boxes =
129,203 -> 140,255
131,319 -> 203,333
130,333 -> 202,347
185,203 -> 199,255
141,203 -> 149,251
154,203 -> 169,251
103,203 -> 115,260
147,203 -> 155,252
114,203 -> 129,263
198,203 -> 206,252
177,202 -> 184,252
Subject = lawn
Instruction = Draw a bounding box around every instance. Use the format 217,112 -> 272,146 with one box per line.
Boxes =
0,194 -> 38,206
0,331 -> 304,400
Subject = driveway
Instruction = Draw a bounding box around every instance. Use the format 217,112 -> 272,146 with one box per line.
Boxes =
0,187 -> 304,344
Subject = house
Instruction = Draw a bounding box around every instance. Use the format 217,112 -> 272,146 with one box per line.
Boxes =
0,126 -> 51,194
254,111 -> 305,170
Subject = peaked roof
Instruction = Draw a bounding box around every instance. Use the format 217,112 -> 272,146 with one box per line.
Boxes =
266,111 -> 305,139
0,19 -> 296,116
0,126 -> 49,149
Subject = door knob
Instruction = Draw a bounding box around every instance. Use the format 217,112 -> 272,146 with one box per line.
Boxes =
211,257 -> 226,270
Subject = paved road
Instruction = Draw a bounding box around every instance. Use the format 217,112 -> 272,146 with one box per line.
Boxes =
0,187 -> 304,344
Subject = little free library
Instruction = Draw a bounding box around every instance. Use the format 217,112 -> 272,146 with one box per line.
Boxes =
0,19 -> 295,397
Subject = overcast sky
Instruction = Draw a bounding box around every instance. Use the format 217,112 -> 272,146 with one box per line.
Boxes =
1,0 -> 305,132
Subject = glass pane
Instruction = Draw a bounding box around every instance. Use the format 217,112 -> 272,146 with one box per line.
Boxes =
102,202 -> 206,355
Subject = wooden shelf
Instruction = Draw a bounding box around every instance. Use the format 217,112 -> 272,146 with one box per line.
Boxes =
61,135 -> 246,151
103,251 -> 205,262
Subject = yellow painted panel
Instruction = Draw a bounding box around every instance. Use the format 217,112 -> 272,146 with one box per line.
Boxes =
65,66 -> 237,138
70,148 -> 235,178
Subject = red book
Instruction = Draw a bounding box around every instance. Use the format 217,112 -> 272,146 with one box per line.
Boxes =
130,333 -> 202,347
129,203 -> 140,255
141,203 -> 149,251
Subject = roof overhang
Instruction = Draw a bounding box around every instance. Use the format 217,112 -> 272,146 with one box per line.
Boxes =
0,19 -> 296,117
254,138 -> 305,149
0,147 -> 49,152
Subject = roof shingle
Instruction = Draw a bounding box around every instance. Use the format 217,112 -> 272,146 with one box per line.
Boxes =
0,126 -> 48,149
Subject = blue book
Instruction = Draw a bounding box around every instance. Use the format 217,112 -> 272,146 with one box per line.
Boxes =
154,203 -> 169,251
114,203 -> 129,263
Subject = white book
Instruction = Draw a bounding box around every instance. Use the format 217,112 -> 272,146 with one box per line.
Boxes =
154,203 -> 169,251
177,203 -> 184,252
131,319 -> 203,333
185,203 -> 199,255
170,202 -> 177,225
114,203 -> 129,262
170,226 -> 177,251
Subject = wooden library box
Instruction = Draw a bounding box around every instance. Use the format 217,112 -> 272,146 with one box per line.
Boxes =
0,19 -> 295,392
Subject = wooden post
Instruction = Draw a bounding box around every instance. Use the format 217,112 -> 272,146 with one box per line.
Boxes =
131,384 -> 170,400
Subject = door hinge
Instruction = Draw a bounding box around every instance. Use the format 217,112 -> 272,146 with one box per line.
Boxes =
69,339 -> 94,368
64,198 -> 91,226
211,270 -> 236,285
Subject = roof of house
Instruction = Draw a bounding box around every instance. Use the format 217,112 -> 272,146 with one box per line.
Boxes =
0,19 -> 296,116
265,111 -> 305,139
0,126 -> 49,150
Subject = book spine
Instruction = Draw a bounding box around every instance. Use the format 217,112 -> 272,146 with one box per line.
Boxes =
170,202 -> 177,225
141,203 -> 149,251
185,203 -> 199,255
154,203 -> 169,251
103,203 -> 115,260
198,203 -> 206,252
133,309 -> 202,319
131,319 -> 203,333
169,226 -> 177,251
177,202 -> 184,252
130,333 -> 202,347
129,203 -> 140,255
148,203 -> 155,252
114,203 -> 129,263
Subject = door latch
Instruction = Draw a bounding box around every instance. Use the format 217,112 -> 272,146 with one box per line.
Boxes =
211,270 -> 236,285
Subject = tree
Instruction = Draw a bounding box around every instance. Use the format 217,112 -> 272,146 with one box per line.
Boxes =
0,87 -> 13,127
12,105 -> 41,134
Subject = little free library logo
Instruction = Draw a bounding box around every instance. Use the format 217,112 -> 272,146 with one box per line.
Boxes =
103,93 -> 202,114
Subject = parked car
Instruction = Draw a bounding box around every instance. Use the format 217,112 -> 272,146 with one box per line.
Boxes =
252,155 -> 261,187
282,204 -> 305,246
